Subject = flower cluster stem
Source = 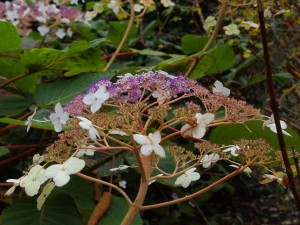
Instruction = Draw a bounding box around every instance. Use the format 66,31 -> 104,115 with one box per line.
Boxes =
257,0 -> 300,211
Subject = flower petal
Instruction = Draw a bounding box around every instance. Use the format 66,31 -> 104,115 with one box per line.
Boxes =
153,144 -> 165,157
152,131 -> 161,144
53,171 -> 70,187
64,157 -> 85,174
191,125 -> 206,138
181,176 -> 192,188
133,134 -> 150,145
190,172 -> 200,181
45,164 -> 63,178
24,180 -> 40,196
140,145 -> 153,156
90,100 -> 102,113
175,174 -> 186,185
89,126 -> 99,140
83,93 -> 95,105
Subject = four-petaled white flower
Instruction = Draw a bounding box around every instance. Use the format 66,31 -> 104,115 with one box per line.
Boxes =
161,0 -> 175,7
119,180 -> 127,189
134,4 -> 144,13
76,145 -> 96,157
181,113 -> 215,139
25,107 -> 37,132
44,157 -> 85,187
78,117 -> 100,141
107,0 -> 120,15
55,29 -> 66,39
212,80 -> 230,96
83,85 -> 110,113
175,168 -> 200,188
19,165 -> 48,196
200,153 -> 220,168
37,25 -> 50,36
133,131 -> 165,157
224,23 -> 240,35
49,102 -> 69,132
263,114 -> 292,137
203,16 -> 217,31
223,145 -> 240,157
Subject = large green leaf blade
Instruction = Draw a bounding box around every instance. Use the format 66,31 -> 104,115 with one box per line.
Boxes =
34,72 -> 113,106
0,21 -> 22,52
0,195 -> 84,225
0,95 -> 32,117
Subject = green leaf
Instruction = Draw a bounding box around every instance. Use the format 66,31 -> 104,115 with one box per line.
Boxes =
0,195 -> 84,225
107,21 -> 138,51
20,41 -> 105,77
0,21 -> 21,52
0,118 -> 54,130
131,48 -> 168,57
0,95 -> 32,117
181,35 -> 212,54
209,120 -> 300,151
100,195 -> 143,225
190,44 -> 236,79
34,72 -> 113,106
0,147 -> 10,157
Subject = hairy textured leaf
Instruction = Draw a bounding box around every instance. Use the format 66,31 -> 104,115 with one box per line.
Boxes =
0,21 -> 21,52
0,95 -> 32,117
0,195 -> 84,225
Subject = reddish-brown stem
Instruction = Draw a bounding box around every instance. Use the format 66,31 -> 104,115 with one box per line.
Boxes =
0,72 -> 29,89
101,52 -> 136,61
0,148 -> 36,167
257,0 -> 300,211
0,53 -> 19,58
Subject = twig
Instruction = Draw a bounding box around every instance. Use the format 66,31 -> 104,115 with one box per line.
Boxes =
0,72 -> 29,89
257,0 -> 300,211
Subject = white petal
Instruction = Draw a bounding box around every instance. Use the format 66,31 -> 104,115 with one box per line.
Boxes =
198,113 -> 215,125
180,123 -> 192,135
89,127 -> 99,140
181,176 -> 192,188
54,102 -> 63,115
64,157 -> 85,174
133,134 -> 150,145
75,150 -> 85,157
190,172 -> 200,181
60,112 -> 69,124
152,131 -> 161,144
83,93 -> 95,105
268,124 -> 278,133
175,174 -> 186,185
191,125 -> 206,138
5,186 -> 16,196
6,179 -> 20,184
53,171 -> 70,187
153,144 -> 165,157
90,100 -> 102,113
95,85 -> 106,97
185,168 -> 197,175
45,164 -> 63,178
140,145 -> 153,156
280,120 -> 287,129
54,122 -> 62,132
24,180 -> 40,196
282,130 -> 292,137
78,117 -> 92,129
49,113 -> 59,124
222,87 -> 230,96
211,153 -> 220,162
214,80 -> 223,90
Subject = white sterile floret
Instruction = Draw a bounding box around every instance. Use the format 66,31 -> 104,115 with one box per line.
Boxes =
200,153 -> 220,168
133,131 -> 165,157
240,21 -> 259,30
175,168 -> 200,188
108,129 -> 128,136
161,0 -> 175,7
5,179 -> 20,196
203,16 -> 217,31
119,180 -> 127,189
76,145 -> 96,157
37,25 -> 49,36
224,23 -> 240,35
181,113 -> 215,139
83,85 -> 110,113
212,80 -> 230,96
49,102 -> 69,132
78,117 -> 100,141
55,29 -> 66,39
223,145 -> 240,157
25,107 -> 37,132
263,114 -> 292,137
107,0 -> 120,15
134,4 -> 144,12
44,157 -> 85,187
117,73 -> 133,79
19,165 -> 48,196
